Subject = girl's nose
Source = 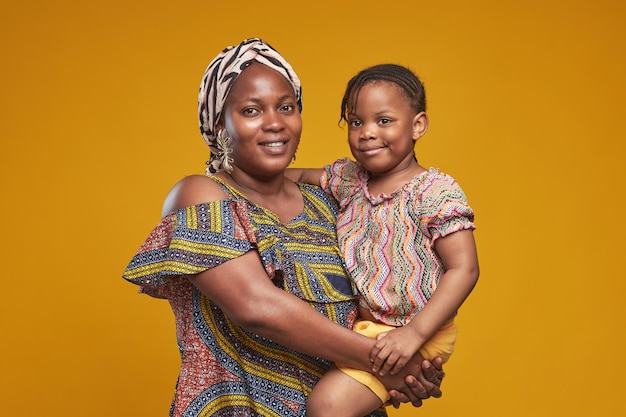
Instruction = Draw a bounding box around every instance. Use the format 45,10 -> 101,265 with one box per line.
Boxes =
360,124 -> 377,140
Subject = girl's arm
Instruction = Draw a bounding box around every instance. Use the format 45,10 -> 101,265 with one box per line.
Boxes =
285,168 -> 325,185
371,229 -> 479,375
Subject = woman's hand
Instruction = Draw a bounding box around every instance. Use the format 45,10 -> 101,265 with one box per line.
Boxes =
385,357 -> 445,408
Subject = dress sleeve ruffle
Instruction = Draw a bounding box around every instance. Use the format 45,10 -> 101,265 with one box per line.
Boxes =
123,191 -> 354,304
416,172 -> 476,242
321,158 -> 363,209
123,200 -> 259,298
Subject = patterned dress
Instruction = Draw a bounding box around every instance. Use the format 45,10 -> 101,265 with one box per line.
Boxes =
123,176 -> 386,417
321,158 -> 476,327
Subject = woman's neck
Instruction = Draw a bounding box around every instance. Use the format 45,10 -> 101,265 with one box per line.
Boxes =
217,169 -> 304,223
220,169 -> 285,197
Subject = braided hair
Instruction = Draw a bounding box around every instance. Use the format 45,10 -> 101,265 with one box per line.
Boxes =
339,64 -> 426,125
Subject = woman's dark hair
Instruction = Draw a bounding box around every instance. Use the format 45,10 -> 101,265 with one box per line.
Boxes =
339,64 -> 426,125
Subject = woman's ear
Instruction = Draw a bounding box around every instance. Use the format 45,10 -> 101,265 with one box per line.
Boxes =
412,112 -> 429,142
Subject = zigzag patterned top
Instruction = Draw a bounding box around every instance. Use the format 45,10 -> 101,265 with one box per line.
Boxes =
123,176 -> 385,417
321,158 -> 475,327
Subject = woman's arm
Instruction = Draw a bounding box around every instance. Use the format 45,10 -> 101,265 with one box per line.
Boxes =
164,174 -> 444,401
189,250 -> 377,368
190,250 -> 443,403
163,174 -> 375,367
285,168 -> 324,185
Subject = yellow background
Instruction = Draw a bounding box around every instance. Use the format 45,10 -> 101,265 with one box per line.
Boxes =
2,1 -> 624,416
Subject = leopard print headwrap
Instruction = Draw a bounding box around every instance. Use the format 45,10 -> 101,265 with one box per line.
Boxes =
198,38 -> 303,173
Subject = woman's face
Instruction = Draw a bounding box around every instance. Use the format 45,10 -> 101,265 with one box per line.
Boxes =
221,63 -> 302,178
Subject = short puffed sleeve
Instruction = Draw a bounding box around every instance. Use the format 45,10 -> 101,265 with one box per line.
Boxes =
122,200 -> 256,298
320,158 -> 363,209
417,173 -> 476,242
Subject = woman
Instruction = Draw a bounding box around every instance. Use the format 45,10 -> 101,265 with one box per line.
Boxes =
123,38 -> 443,417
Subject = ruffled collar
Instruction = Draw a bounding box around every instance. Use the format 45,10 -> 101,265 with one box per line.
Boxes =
358,167 -> 439,205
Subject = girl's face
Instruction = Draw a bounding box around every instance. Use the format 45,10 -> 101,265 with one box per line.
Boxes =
221,63 -> 302,178
347,81 -> 426,178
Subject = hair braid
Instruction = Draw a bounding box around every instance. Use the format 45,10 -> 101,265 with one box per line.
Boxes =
339,64 -> 426,125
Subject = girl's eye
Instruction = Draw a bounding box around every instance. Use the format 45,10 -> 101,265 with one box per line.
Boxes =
349,120 -> 362,127
379,118 -> 391,125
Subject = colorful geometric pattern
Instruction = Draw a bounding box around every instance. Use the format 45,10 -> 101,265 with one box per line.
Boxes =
322,158 -> 475,327
123,177 -> 385,417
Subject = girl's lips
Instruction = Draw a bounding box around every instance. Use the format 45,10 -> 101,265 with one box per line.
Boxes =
360,146 -> 384,156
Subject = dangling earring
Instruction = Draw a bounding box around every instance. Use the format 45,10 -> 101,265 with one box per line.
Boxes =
290,147 -> 298,165
215,128 -> 234,173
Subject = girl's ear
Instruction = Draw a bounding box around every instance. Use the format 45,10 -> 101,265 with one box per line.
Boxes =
412,112 -> 429,142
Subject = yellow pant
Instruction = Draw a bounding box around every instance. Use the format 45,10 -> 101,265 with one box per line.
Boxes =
337,318 -> 457,402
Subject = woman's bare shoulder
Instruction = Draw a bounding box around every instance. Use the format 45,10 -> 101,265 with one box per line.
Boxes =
161,175 -> 228,217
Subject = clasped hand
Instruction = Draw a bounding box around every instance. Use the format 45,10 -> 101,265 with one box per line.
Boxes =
371,326 -> 424,375
381,356 -> 444,408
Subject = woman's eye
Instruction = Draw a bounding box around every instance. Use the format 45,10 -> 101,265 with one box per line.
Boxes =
280,104 -> 294,112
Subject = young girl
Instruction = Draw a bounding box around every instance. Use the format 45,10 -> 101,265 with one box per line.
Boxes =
287,64 -> 479,416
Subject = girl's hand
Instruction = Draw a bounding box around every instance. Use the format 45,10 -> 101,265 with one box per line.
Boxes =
371,326 -> 422,375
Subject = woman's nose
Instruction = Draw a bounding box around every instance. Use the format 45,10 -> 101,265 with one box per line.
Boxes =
263,110 -> 284,131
